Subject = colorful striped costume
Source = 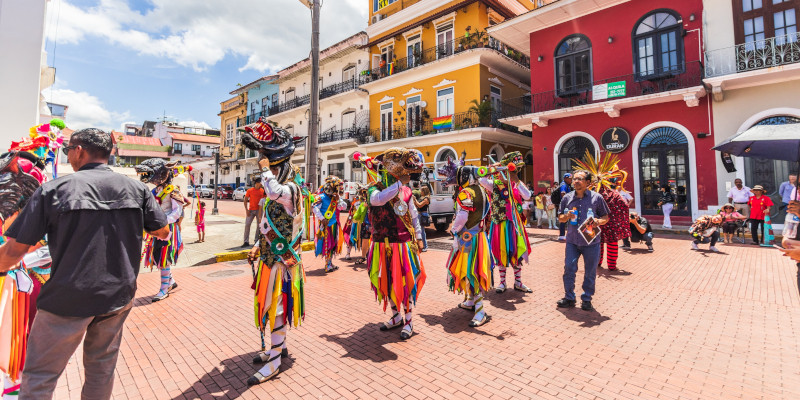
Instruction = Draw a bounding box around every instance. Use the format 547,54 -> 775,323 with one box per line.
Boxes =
250,168 -> 306,385
313,190 -> 346,272
480,178 -> 532,293
367,180 -> 425,340
142,190 -> 183,301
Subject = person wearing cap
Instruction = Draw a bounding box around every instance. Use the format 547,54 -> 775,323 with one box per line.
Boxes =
719,203 -> 747,244
557,173 -> 573,240
747,185 -> 773,244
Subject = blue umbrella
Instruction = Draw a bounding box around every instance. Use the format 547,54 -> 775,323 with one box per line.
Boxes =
712,124 -> 800,162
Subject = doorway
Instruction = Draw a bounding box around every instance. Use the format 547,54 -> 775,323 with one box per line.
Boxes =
638,127 -> 690,216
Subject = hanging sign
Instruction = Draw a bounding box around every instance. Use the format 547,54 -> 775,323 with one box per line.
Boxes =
600,127 -> 630,153
720,152 -> 737,173
592,81 -> 627,101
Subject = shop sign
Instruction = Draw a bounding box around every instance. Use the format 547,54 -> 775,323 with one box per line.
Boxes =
592,81 -> 626,101
600,127 -> 630,153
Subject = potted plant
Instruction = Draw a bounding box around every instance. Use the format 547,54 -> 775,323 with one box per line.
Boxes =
468,99 -> 494,127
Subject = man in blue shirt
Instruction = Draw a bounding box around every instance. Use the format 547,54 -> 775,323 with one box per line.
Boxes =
556,170 -> 609,311
779,174 -> 797,212
557,173 -> 573,240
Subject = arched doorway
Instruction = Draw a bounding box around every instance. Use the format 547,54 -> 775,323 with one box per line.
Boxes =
743,115 -> 800,224
639,127 -> 690,215
558,136 -> 595,179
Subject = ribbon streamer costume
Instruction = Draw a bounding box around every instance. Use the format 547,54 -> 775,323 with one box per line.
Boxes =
438,156 -> 494,327
0,120 -> 63,398
343,188 -> 370,264
364,148 -> 426,340
313,176 -> 346,272
240,118 -> 308,386
136,159 -> 186,302
478,152 -> 533,294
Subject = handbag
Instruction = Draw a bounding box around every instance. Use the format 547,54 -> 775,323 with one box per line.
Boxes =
546,203 -> 555,211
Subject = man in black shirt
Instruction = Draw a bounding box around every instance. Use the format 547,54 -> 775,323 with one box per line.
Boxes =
622,211 -> 654,251
0,128 -> 170,399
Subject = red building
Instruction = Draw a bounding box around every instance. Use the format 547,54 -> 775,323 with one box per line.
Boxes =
490,0 -> 713,225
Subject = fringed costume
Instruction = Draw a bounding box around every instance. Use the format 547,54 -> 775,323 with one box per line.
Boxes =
0,120 -> 63,398
439,156 -> 493,327
313,176 -> 346,272
361,148 -> 425,340
240,118 -> 308,386
343,190 -> 370,264
136,159 -> 187,302
478,152 -> 532,294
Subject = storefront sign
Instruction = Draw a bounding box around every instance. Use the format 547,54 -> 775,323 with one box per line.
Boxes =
592,81 -> 627,101
720,152 -> 737,173
377,0 -> 392,11
600,127 -> 630,153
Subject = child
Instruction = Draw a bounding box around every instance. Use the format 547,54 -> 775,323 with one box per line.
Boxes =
195,201 -> 206,242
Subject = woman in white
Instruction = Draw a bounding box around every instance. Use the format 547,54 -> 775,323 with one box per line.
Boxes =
657,184 -> 675,229
544,187 -> 557,229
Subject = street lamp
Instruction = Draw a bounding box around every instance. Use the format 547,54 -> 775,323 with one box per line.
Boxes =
210,145 -> 222,215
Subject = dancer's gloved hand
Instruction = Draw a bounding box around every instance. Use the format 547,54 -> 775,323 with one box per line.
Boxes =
248,245 -> 260,263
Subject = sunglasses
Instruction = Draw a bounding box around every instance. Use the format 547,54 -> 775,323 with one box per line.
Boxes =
62,145 -> 78,155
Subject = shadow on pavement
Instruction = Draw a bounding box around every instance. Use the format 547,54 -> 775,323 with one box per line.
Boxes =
485,289 -> 528,311
557,308 -> 611,328
319,324 -> 401,363
419,308 -> 505,340
171,353 -> 295,400
597,267 -> 632,281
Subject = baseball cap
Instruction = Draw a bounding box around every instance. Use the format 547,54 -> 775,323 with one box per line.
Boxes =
563,173 -> 572,178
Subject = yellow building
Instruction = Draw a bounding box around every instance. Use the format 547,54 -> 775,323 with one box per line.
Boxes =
360,0 -> 538,186
218,92 -> 249,187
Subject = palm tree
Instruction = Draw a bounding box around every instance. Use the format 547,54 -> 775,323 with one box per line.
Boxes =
468,99 -> 494,127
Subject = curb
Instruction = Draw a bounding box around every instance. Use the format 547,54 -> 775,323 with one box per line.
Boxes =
214,241 -> 317,263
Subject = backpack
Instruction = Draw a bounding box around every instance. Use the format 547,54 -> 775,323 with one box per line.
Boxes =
550,189 -> 562,205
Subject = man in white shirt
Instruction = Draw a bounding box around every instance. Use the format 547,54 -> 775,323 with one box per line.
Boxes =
727,178 -> 752,217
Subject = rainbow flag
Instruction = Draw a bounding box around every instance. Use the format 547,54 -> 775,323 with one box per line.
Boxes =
433,115 -> 453,129
388,62 -> 395,76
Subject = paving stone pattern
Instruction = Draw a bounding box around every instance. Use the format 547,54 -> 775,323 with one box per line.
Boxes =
55,229 -> 800,399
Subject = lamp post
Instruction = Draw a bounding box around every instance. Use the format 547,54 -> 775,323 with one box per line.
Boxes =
299,0 -> 320,191
210,145 -> 221,215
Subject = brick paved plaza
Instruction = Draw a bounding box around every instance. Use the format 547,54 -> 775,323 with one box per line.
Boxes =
54,229 -> 800,400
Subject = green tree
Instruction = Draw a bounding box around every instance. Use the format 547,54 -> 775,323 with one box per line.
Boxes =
468,99 -> 494,127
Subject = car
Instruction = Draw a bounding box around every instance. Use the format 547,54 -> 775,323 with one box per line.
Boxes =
427,181 -> 455,233
197,184 -> 213,198
216,186 -> 233,199
233,186 -> 248,201
187,185 -> 195,197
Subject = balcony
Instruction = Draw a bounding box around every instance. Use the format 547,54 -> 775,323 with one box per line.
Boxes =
319,127 -> 369,144
500,61 -> 705,127
704,33 -> 800,101
360,38 -> 529,84
358,111 -> 530,145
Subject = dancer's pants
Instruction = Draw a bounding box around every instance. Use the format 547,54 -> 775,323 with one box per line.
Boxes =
20,302 -> 133,400
563,242 -> 600,302
662,203 -> 673,228
694,231 -> 720,247
598,240 -> 619,268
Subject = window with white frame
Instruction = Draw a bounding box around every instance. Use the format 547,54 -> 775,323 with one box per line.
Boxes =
225,123 -> 234,147
343,65 -> 356,82
285,88 -> 295,102
406,95 -> 422,134
436,23 -> 454,58
174,143 -> 183,152
407,34 -> 421,67
490,86 -> 502,115
436,87 -> 454,117
261,97 -> 268,115
380,102 -> 393,140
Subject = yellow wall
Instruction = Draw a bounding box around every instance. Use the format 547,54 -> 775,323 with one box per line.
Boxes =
218,93 -> 247,158
478,64 -> 528,101
369,2 -> 492,65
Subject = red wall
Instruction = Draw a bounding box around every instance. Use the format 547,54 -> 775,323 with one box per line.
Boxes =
528,0 -> 703,94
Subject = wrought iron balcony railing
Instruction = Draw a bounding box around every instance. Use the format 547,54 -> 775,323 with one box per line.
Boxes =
357,110 -> 529,144
705,32 -> 800,77
319,127 -> 369,144
359,37 -> 529,83
500,61 -> 704,119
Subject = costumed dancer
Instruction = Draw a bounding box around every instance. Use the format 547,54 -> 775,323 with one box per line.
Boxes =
438,155 -> 494,327
343,186 -> 370,264
313,176 -> 346,272
136,160 -> 187,302
362,148 -> 426,340
0,120 -> 64,398
571,151 -> 632,271
478,151 -> 533,294
240,118 -> 308,385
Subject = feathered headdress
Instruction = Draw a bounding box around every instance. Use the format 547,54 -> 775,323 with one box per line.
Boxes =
436,155 -> 463,187
10,118 -> 65,172
352,152 -> 381,184
571,149 -> 628,192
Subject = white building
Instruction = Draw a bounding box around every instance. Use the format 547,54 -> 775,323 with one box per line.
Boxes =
262,32 -> 372,186
0,0 -> 54,149
703,0 -> 800,226
152,121 -> 220,163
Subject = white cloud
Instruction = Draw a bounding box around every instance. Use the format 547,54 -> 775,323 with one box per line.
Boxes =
179,120 -> 212,130
43,85 -> 131,131
47,0 -> 368,72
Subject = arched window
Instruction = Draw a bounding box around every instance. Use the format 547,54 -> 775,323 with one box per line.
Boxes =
638,127 -> 690,215
633,10 -> 684,79
558,136 -> 595,179
554,34 -> 592,95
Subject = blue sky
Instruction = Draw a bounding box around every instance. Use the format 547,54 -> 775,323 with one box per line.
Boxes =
43,0 -> 366,132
